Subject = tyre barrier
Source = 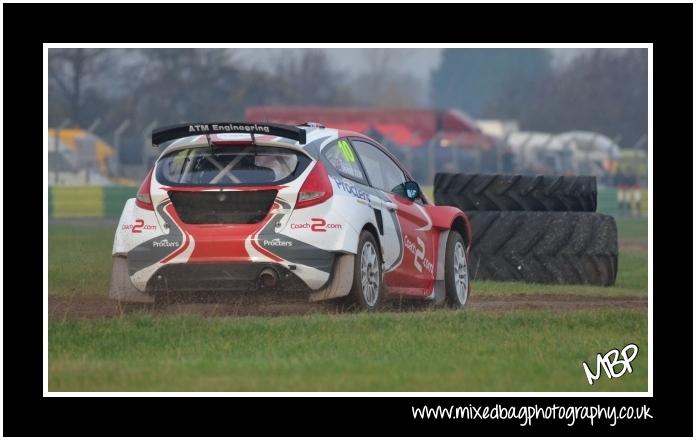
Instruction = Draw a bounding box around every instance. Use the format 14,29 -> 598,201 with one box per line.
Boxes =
434,173 -> 617,286
466,211 -> 618,286
434,173 -> 597,212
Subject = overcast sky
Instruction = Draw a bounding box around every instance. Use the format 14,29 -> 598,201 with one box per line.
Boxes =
231,48 -> 589,82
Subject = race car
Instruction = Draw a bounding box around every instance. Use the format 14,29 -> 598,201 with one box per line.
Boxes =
109,121 -> 472,310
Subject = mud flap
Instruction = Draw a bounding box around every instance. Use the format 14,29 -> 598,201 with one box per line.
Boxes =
109,256 -> 155,303
430,280 -> 446,305
308,254 -> 354,302
428,230 -> 449,305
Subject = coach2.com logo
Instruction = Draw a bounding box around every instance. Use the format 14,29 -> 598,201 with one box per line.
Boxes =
404,234 -> 434,274
122,219 -> 156,233
290,218 -> 342,232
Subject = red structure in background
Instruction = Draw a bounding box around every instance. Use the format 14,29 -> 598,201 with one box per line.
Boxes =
244,106 -> 495,150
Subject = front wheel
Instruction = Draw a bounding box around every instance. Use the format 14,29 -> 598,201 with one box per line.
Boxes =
445,231 -> 470,308
347,231 -> 383,311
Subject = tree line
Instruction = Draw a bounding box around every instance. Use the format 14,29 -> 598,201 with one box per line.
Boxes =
48,48 -> 425,139
432,48 -> 648,147
49,48 -> 648,149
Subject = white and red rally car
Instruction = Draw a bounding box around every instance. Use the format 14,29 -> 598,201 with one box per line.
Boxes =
110,122 -> 472,310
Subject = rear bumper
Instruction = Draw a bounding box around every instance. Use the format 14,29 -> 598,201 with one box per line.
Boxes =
115,252 -> 354,303
145,262 -> 311,293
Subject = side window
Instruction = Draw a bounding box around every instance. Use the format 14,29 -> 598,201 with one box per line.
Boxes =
322,138 -> 366,183
351,140 -> 407,194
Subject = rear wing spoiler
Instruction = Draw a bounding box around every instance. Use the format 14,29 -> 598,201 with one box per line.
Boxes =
151,122 -> 307,147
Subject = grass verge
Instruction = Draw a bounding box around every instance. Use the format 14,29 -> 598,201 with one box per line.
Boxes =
49,308 -> 647,392
48,223 -> 115,295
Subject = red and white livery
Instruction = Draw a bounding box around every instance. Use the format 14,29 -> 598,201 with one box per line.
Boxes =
110,122 -> 472,310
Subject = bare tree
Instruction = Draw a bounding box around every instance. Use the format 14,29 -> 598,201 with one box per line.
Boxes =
354,49 -> 426,106
481,49 -> 647,147
128,49 -> 245,128
48,49 -> 109,127
271,49 -> 352,105
362,48 -> 398,100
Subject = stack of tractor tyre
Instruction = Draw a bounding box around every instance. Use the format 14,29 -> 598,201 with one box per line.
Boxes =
434,173 -> 618,286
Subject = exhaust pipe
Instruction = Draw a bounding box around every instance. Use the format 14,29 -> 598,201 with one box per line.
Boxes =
259,267 -> 279,288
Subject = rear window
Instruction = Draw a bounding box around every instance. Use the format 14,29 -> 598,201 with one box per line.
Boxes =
156,146 -> 310,186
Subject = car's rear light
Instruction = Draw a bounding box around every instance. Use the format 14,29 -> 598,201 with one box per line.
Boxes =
135,168 -> 154,211
295,161 -> 333,209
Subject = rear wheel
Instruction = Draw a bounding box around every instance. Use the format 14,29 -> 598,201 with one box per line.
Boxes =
445,231 -> 470,308
347,231 -> 383,311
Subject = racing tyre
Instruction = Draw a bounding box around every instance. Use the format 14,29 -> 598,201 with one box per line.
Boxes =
444,231 -> 470,308
347,231 -> 383,311
434,173 -> 597,212
467,211 -> 618,286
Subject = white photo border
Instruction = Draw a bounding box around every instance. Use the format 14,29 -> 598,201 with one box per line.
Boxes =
43,42 -> 653,398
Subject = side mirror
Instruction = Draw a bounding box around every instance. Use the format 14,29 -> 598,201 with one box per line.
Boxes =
403,181 -> 420,200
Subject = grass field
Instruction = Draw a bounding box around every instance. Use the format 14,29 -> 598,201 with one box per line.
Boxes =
47,218 -> 648,392
48,223 -> 115,296
49,309 -> 647,391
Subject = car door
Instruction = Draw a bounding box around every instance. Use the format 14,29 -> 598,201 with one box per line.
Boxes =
349,139 -> 435,297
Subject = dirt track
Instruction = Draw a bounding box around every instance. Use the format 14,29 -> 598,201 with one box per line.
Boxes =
48,293 -> 647,321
